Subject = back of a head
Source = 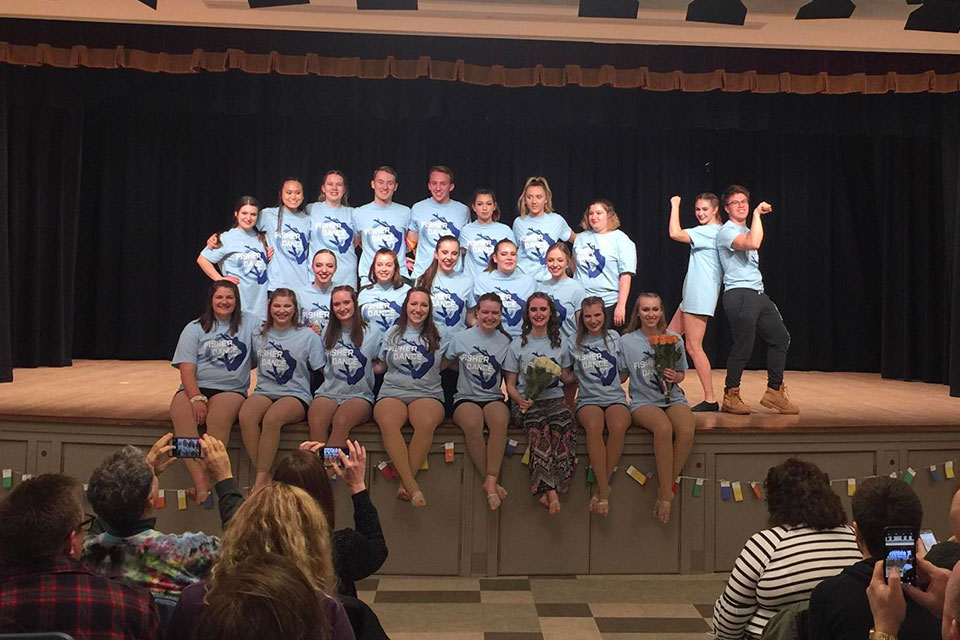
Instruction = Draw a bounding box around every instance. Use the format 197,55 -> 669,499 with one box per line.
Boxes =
765,458 -> 847,529
196,553 -> 330,640
88,445 -> 154,530
852,476 -> 923,558
0,474 -> 82,565
273,449 -> 336,529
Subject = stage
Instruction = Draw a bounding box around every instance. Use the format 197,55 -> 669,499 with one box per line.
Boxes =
1,360 -> 959,577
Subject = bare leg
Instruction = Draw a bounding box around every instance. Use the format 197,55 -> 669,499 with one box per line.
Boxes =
666,403 -> 696,479
562,380 -> 578,415
238,394 -> 273,487
328,398 -> 373,446
254,397 -> 305,491
603,404 -> 631,485
170,391 -> 208,501
667,306 -> 685,334
205,392 -> 244,445
453,402 -> 487,477
407,397 -> 444,475
577,406 -> 609,508
307,396 -> 338,443
632,405 -> 677,524
374,398 -> 417,497
483,401 -> 510,479
682,312 -> 716,404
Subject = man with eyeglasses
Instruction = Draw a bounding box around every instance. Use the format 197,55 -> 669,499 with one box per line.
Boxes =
716,184 -> 798,415
0,473 -> 158,639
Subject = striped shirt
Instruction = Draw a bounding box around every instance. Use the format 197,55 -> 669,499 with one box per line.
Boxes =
712,525 -> 862,639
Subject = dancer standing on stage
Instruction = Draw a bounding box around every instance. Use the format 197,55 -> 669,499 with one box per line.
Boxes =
619,292 -> 695,524
297,249 -> 336,336
472,239 -> 537,338
197,196 -> 271,322
567,297 -> 630,517
513,177 -> 575,282
171,280 -> 255,501
358,249 -> 411,333
444,293 -> 512,511
667,194 -> 723,411
308,286 -> 382,445
307,170 -> 358,289
240,289 -> 324,492
261,178 -> 313,291
407,166 -> 470,279
373,287 -> 448,508
716,186 -> 798,415
354,166 -> 411,287
459,189 -> 515,281
504,293 -> 576,515
573,199 -> 636,330
417,235 -> 475,415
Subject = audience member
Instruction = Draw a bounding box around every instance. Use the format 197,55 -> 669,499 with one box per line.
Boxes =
82,433 -> 241,596
713,458 -> 861,639
867,553 -> 957,640
0,474 -> 158,639
808,476 -> 940,639
926,488 -> 960,570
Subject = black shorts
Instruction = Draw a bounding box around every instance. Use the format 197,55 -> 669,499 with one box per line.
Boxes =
452,398 -> 508,413
198,387 -> 240,400
261,394 -> 310,415
603,305 -> 623,335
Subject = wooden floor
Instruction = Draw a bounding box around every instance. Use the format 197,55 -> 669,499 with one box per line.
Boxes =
0,360 -> 957,432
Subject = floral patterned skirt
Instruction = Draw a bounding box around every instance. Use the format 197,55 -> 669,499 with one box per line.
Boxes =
512,397 -> 577,495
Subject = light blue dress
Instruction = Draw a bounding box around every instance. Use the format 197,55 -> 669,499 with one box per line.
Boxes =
680,224 -> 723,316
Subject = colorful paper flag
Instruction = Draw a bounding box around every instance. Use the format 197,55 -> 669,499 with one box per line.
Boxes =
672,476 -> 681,495
751,481 -> 762,500
930,465 -> 944,483
586,467 -> 596,485
21,473 -> 32,481
947,461 -> 956,479
847,478 -> 857,497
720,481 -> 733,501
732,481 -> 744,502
903,467 -> 916,485
505,439 -> 518,457
83,483 -> 89,502
1,469 -> 11,489
156,489 -> 166,509
377,461 -> 397,480
889,471 -> 899,479
692,478 -> 704,497
626,465 -> 648,486
444,442 -> 455,463
177,489 -> 187,510
420,457 -> 429,471
521,445 -> 531,466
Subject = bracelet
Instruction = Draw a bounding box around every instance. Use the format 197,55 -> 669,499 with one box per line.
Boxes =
189,394 -> 208,404
870,630 -> 898,640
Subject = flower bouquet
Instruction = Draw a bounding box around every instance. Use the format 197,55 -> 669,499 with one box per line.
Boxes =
522,355 -> 562,412
649,333 -> 682,403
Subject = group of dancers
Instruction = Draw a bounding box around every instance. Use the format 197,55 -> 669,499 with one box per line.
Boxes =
172,165 -> 797,523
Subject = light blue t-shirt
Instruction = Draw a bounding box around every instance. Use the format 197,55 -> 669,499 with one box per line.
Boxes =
306,201 -> 358,289
253,326 -> 324,404
503,335 -> 571,402
617,330 -> 689,410
459,221 -> 515,281
512,213 -> 573,281
353,201 -> 411,286
171,313 -> 258,394
428,271 -> 476,339
358,283 -> 411,333
409,198 -> 470,279
378,326 -> 447,401
444,326 -> 511,403
316,326 -> 383,404
472,269 -> 537,338
296,283 -> 333,334
566,331 -> 627,408
573,230 -> 638,307
681,224 -> 723,316
536,277 -> 585,340
260,207 -> 312,291
716,220 -> 763,292
200,228 -> 270,321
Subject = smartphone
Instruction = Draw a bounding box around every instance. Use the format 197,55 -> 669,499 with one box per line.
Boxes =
170,437 -> 203,459
321,446 -> 349,463
920,529 -> 938,553
884,526 -> 917,585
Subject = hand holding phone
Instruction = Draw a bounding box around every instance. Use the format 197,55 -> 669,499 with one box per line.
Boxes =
884,526 -> 917,586
170,437 -> 203,459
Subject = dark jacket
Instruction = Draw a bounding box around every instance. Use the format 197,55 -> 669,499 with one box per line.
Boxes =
808,556 -> 940,640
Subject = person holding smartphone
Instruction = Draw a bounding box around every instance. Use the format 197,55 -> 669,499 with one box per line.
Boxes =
171,280 -> 256,502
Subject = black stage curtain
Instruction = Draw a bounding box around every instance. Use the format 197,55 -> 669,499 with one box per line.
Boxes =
1,64 -> 959,394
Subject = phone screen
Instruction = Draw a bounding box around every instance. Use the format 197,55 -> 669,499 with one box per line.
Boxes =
884,527 -> 917,585
920,530 -> 938,552
322,446 -> 349,462
171,437 -> 203,459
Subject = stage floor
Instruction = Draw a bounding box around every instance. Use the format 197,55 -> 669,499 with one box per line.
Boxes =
1,360 -> 957,431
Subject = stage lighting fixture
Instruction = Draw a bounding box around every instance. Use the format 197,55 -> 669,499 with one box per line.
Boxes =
356,0 -> 418,9
248,0 -> 309,7
136,0 -> 158,8
686,0 -> 747,24
578,0 -> 640,18
795,0 -> 855,18
905,0 -> 960,31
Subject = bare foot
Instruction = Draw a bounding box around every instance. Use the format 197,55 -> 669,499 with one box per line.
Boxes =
654,497 -> 672,524
595,499 -> 609,517
186,480 -> 211,505
547,490 -> 560,515
411,490 -> 427,508
588,492 -> 599,513
251,473 -> 271,495
539,493 -> 550,510
397,486 -> 411,501
496,484 -> 508,500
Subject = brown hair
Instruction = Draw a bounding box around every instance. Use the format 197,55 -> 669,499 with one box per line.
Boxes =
417,235 -> 460,292
624,292 -> 667,334
575,296 -> 611,350
366,249 -> 403,289
393,286 -> 441,352
475,292 -> 512,340
323,285 -> 367,351
517,176 -> 555,217
722,184 -> 751,206
580,198 -> 622,232
316,169 -> 350,207
429,165 -> 454,182
274,450 -> 336,530
199,280 -> 243,335
261,288 -> 305,335
0,474 -> 82,564
696,192 -> 724,222
765,458 -> 847,530
222,195 -> 268,251
545,241 -> 575,278
521,292 -> 561,348
471,188 -> 502,222
486,238 -> 518,273
372,166 -> 398,181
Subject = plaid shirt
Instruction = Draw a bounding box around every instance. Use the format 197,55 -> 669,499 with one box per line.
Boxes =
0,555 -> 158,640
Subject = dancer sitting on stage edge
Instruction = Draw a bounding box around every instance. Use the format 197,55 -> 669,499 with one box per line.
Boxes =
716,185 -> 798,415
667,194 -> 723,411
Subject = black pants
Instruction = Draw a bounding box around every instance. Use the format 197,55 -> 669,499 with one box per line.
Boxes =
722,288 -> 790,391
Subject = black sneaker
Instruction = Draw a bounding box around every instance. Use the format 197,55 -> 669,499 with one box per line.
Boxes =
691,401 -> 719,412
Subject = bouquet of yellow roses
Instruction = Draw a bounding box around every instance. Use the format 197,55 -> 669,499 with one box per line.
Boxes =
522,355 -> 562,412
649,333 -> 682,403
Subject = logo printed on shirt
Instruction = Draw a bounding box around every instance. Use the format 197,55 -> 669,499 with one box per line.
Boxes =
279,224 -> 309,265
368,219 -> 404,253
331,340 -> 368,385
468,233 -> 498,266
393,337 -> 435,380
319,216 -> 354,254
303,303 -> 330,328
577,242 -> 607,278
495,287 -> 525,327
207,333 -> 248,371
581,345 -> 617,386
522,230 -> 557,264
259,342 -> 297,384
434,286 -> 465,327
240,246 -> 269,284
425,212 -> 462,239
365,298 -> 403,332
549,295 -> 568,327
462,347 -> 503,390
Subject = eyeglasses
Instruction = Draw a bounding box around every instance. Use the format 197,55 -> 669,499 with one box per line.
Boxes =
726,199 -> 749,207
77,514 -> 96,533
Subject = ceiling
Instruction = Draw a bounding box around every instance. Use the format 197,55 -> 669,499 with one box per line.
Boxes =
2,0 -> 959,55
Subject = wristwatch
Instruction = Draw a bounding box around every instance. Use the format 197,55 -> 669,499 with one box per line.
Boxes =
189,394 -> 208,404
870,630 -> 898,640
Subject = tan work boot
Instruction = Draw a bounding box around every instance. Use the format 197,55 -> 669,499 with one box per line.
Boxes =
760,385 -> 800,414
721,387 -> 751,415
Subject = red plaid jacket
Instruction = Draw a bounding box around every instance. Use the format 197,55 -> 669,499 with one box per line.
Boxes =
0,555 -> 158,640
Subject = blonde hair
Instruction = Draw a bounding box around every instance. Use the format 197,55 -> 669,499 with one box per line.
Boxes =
580,199 -> 621,232
209,483 -> 335,596
517,176 -> 555,217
